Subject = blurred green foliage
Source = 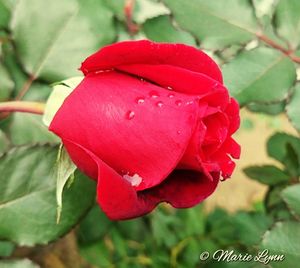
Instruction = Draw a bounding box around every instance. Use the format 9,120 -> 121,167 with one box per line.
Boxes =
0,0 -> 300,267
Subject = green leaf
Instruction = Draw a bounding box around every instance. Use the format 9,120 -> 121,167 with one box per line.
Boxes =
207,208 -> 238,246
265,184 -> 287,208
0,0 -> 10,29
0,63 -> 14,101
115,217 -> 147,241
267,133 -> 300,163
232,211 -> 272,246
77,205 -> 112,245
11,0 -> 115,82
22,82 -> 52,102
261,221 -> 300,268
151,206 -> 180,247
222,47 -> 296,106
243,165 -> 290,185
252,0 -> 277,20
9,113 -> 59,145
103,0 -> 125,21
103,0 -> 169,23
176,204 -> 205,237
0,42 -> 28,96
0,241 -> 15,257
143,15 -> 196,45
283,143 -> 300,177
55,145 -> 76,223
286,84 -> 300,132
0,144 -> 96,246
275,0 -> 300,50
252,0 -> 288,49
0,129 -> 9,153
247,101 -> 285,115
162,0 -> 258,49
282,184 -> 300,219
43,77 -> 83,127
80,241 -> 111,267
0,259 -> 39,268
134,0 -> 170,24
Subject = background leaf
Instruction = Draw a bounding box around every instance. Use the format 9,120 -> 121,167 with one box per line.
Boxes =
247,101 -> 285,115
0,63 -> 14,101
0,240 -> 15,257
11,0 -> 115,82
267,133 -> 300,163
274,0 -> 300,50
9,114 -> 58,145
0,0 -> 10,30
162,0 -> 258,49
261,221 -> 300,268
286,84 -> 300,132
281,184 -> 300,219
0,144 -> 95,246
243,165 -> 290,185
222,47 -> 296,106
143,15 -> 196,45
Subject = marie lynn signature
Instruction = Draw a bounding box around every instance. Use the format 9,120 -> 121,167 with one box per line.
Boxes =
199,249 -> 285,265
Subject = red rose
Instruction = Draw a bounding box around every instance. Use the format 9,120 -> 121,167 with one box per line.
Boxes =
49,40 -> 240,220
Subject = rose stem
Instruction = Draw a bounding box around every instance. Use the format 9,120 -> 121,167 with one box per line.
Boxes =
256,33 -> 300,64
0,101 -> 45,115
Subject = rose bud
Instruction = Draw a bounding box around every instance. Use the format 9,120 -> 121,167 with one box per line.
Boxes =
49,40 -> 240,220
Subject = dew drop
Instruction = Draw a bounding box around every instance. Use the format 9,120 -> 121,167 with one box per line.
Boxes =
125,110 -> 135,120
177,130 -> 182,135
166,86 -> 173,90
95,68 -> 114,74
156,101 -> 164,108
175,100 -> 182,106
149,90 -> 159,98
185,100 -> 194,105
123,173 -> 143,187
168,93 -> 175,98
140,78 -> 146,83
136,97 -> 145,104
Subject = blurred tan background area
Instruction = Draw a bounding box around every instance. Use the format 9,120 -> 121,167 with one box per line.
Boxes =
205,109 -> 297,212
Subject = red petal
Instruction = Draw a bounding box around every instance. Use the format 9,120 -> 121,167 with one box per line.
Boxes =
118,64 -> 219,95
60,139 -> 219,220
152,170 -> 219,208
225,98 -> 240,135
178,120 -> 207,171
211,152 -> 236,179
80,40 -> 222,82
97,162 -> 219,220
221,137 -> 241,159
202,112 -> 229,157
50,71 -> 200,191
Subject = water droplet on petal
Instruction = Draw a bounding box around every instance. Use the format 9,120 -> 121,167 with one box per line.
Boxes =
177,130 -> 182,135
140,78 -> 146,83
175,100 -> 182,106
185,100 -> 194,105
136,97 -> 145,104
149,90 -> 159,98
95,68 -> 114,74
123,173 -> 143,187
156,101 -> 164,108
168,93 -> 175,98
166,86 -> 173,90
125,110 -> 135,120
